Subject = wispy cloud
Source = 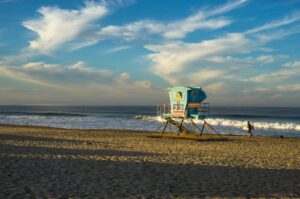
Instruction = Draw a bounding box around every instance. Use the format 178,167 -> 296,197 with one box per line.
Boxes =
0,61 -> 111,90
23,1 -> 108,54
283,60 -> 300,68
253,83 -> 300,93
246,12 -> 300,34
68,0 -> 247,50
145,33 -> 251,84
0,61 -> 163,104
277,83 -> 300,91
250,60 -> 300,83
255,55 -> 276,63
144,8 -> 300,88
106,45 -> 132,53
20,0 -> 248,54
0,64 -> 69,90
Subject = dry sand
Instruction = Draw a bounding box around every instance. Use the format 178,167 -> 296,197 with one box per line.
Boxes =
0,124 -> 299,198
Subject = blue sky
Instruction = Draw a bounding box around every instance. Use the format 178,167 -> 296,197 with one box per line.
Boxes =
0,0 -> 300,106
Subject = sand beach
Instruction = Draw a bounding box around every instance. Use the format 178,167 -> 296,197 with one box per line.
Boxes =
0,124 -> 299,198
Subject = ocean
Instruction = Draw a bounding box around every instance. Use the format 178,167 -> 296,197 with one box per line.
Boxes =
0,105 -> 300,137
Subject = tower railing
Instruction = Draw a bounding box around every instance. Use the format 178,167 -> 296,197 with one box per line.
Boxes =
156,103 -> 210,117
156,104 -> 171,116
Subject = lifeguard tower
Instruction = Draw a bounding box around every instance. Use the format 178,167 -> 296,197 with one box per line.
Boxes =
157,86 -> 218,135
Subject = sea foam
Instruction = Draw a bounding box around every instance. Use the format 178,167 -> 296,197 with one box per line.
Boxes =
140,116 -> 300,132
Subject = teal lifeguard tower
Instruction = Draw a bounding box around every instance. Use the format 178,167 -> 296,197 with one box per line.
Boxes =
157,86 -> 218,135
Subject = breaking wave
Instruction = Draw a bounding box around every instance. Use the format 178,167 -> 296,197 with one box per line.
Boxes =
203,118 -> 300,132
137,116 -> 300,132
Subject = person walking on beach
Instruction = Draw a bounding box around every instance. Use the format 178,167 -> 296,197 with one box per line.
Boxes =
247,121 -> 254,136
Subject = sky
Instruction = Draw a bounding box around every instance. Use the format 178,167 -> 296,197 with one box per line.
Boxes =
0,0 -> 300,106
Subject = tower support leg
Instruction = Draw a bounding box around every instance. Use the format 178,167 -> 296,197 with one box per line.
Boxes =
200,121 -> 206,136
191,119 -> 196,133
162,121 -> 169,135
178,118 -> 184,135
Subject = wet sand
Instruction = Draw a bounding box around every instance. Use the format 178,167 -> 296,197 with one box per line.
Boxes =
0,124 -> 299,198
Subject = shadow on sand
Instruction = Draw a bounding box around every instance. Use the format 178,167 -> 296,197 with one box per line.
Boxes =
0,137 -> 299,198
0,133 -> 89,144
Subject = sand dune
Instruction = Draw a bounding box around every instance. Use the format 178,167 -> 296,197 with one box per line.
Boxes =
0,125 -> 299,198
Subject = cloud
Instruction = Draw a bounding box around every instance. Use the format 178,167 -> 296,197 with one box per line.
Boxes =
203,0 -> 247,17
112,0 -> 247,39
106,45 -> 132,53
144,8 -> 300,88
204,82 -> 226,94
21,0 -> 248,53
204,56 -> 241,63
253,83 -> 300,93
22,62 -> 62,72
250,60 -> 300,83
116,72 -> 153,89
255,55 -> 276,63
0,61 -> 164,105
205,54 -> 279,65
253,87 -> 274,92
283,60 -> 300,68
145,33 -> 251,84
246,12 -> 300,34
190,69 -> 225,82
0,61 -> 111,89
277,83 -> 300,91
71,0 -> 247,50
0,64 -> 68,90
254,26 -> 300,43
23,1 -> 108,54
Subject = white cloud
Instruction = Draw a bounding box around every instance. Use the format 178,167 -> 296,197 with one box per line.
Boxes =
116,72 -> 153,89
144,8 -> 300,87
256,55 -> 276,63
204,82 -> 226,94
161,16 -> 231,40
68,61 -> 111,77
0,64 -> 68,90
21,0 -> 247,53
253,87 -> 274,92
23,1 -> 108,54
283,60 -> 300,68
249,60 -> 300,84
246,12 -> 300,34
204,56 -> 241,63
72,0 -> 247,49
133,80 -> 152,88
22,62 -> 62,72
203,0 -> 247,17
250,65 -> 300,83
253,83 -> 300,93
277,83 -> 300,91
117,72 -> 131,82
107,0 -> 247,40
0,61 -> 163,105
145,33 -> 251,84
106,45 -> 132,53
191,69 -> 225,82
0,61 -> 111,89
